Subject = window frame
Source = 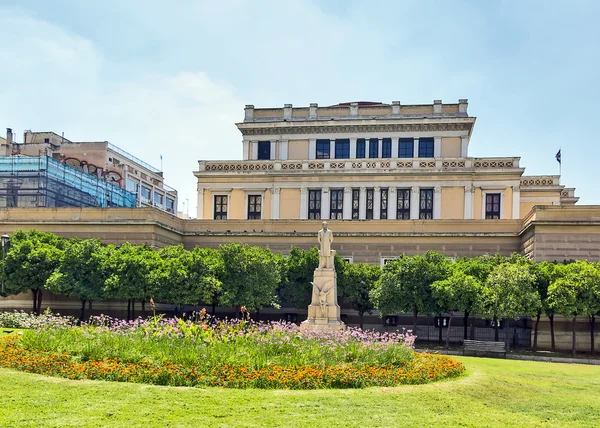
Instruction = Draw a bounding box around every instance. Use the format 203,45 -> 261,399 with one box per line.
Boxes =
368,138 -> 379,158
366,188 -> 374,219
356,139 -> 366,158
351,188 -> 360,219
485,192 -> 502,219
329,189 -> 344,220
316,139 -> 330,159
419,188 -> 434,219
396,188 -> 410,219
382,138 -> 392,158
247,194 -> 263,220
308,189 -> 321,219
418,138 -> 434,158
380,188 -> 388,219
213,194 -> 228,220
257,141 -> 271,160
398,138 -> 414,158
334,139 -> 350,159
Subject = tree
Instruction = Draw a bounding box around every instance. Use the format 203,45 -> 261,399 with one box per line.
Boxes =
189,247 -> 225,314
219,243 -> 282,312
431,268 -> 481,348
529,261 -> 556,351
338,262 -> 381,329
104,243 -> 162,319
278,247 -> 318,309
1,230 -> 66,315
371,251 -> 450,331
46,239 -> 110,321
478,263 -> 541,344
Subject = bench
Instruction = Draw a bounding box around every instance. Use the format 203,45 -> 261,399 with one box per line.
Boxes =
463,340 -> 507,358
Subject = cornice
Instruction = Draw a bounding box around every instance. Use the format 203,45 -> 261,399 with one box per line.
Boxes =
239,122 -> 473,136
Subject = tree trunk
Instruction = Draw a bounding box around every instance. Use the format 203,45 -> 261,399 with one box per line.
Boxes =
446,311 -> 453,349
505,318 -> 511,351
359,311 -> 364,330
37,289 -> 43,316
80,299 -> 86,322
438,313 -> 443,344
31,289 -> 38,315
141,300 -> 146,318
494,318 -> 499,341
131,298 -> 135,320
572,316 -> 577,357
549,314 -> 556,352
463,311 -> 469,341
412,305 -> 418,332
533,313 -> 541,351
590,315 -> 595,357
127,299 -> 131,320
211,301 -> 216,316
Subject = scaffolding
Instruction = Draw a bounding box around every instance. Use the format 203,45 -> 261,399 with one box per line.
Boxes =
0,156 -> 137,208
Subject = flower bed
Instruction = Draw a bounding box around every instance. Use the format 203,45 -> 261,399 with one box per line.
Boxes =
0,312 -> 465,389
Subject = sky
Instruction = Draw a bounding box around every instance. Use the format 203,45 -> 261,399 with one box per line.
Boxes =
1,0 -> 599,214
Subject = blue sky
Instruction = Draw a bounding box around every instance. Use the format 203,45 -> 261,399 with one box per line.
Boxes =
1,0 -> 599,213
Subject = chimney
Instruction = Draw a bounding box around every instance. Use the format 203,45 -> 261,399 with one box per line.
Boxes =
6,128 -> 13,145
433,100 -> 442,115
244,105 -> 255,122
350,102 -> 358,117
309,103 -> 318,119
283,104 -> 293,120
458,99 -> 468,116
392,101 -> 401,115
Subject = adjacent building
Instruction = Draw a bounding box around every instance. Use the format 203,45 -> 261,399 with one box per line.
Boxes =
1,128 -> 178,214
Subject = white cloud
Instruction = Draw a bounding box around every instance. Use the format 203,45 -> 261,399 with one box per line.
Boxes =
0,7 -> 244,216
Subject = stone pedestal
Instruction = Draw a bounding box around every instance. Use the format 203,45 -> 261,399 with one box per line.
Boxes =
301,267 -> 345,331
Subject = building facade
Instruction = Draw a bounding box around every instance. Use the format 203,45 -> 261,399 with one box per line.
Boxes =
1,129 -> 177,214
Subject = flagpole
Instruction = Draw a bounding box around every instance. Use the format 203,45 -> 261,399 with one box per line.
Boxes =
559,146 -> 561,184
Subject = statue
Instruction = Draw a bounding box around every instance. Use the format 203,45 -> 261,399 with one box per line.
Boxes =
317,221 -> 335,268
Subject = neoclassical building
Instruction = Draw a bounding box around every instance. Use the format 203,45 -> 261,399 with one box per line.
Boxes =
192,100 -> 581,263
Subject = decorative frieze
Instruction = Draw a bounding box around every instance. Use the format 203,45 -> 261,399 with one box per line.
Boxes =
239,122 -> 473,136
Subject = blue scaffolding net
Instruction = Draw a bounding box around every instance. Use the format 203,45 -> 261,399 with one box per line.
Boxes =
0,156 -> 137,208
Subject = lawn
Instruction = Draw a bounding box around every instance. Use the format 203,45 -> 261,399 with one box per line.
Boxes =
1,356 -> 599,427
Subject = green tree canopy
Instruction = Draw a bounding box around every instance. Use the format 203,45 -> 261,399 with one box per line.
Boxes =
338,262 -> 381,328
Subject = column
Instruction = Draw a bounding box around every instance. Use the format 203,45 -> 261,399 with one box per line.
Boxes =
342,187 -> 352,219
270,141 -> 277,160
270,188 -> 280,219
373,187 -> 381,219
434,137 -> 441,158
251,141 -> 258,160
464,184 -> 474,219
391,138 -> 398,159
512,185 -> 520,219
309,139 -> 316,160
359,187 -> 367,219
387,187 -> 397,220
461,136 -> 469,157
330,139 -> 336,159
413,137 -> 419,158
433,186 -> 442,219
349,137 -> 357,159
410,186 -> 419,219
321,187 -> 330,220
197,187 -> 204,219
378,138 -> 383,158
365,139 -> 370,157
279,140 -> 288,160
300,187 -> 308,219
242,140 -> 250,160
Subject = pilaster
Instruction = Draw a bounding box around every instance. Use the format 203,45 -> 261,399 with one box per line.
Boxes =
387,187 -> 397,220
251,141 -> 258,160
512,185 -> 520,219
309,139 -> 316,160
321,187 -> 330,220
270,188 -> 280,219
342,187 -> 352,220
413,137 -> 419,158
349,137 -> 357,159
300,187 -> 308,219
464,184 -> 474,219
410,186 -> 419,219
359,187 -> 367,220
279,140 -> 289,160
434,137 -> 441,158
433,186 -> 442,219
373,187 -> 381,219
197,187 -> 204,219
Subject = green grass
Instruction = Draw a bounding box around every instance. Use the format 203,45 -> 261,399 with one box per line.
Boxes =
0,328 -> 24,337
0,357 -> 599,427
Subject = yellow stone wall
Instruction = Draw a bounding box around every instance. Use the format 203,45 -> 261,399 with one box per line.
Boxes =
441,137 -> 461,157
288,139 -> 309,160
280,188 -> 301,219
441,187 -> 464,219
474,188 -> 483,219
504,187 -> 513,219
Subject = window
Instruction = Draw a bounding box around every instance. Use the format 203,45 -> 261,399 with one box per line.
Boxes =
126,178 -> 139,193
382,138 -> 392,158
419,189 -> 433,219
214,195 -> 228,219
366,188 -> 374,219
247,194 -> 262,219
380,188 -> 388,219
485,193 -> 501,219
397,188 -> 410,219
335,139 -> 350,159
351,188 -> 360,219
308,190 -> 321,219
330,189 -> 343,219
356,139 -> 366,158
140,186 -> 151,201
154,192 -> 163,206
368,138 -> 379,158
381,257 -> 398,266
341,256 -> 353,263
166,198 -> 175,213
418,138 -> 434,158
257,141 -> 271,160
316,139 -> 330,159
399,138 -> 414,158
384,315 -> 398,327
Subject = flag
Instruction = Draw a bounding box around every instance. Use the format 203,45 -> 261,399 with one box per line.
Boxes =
555,150 -> 561,164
